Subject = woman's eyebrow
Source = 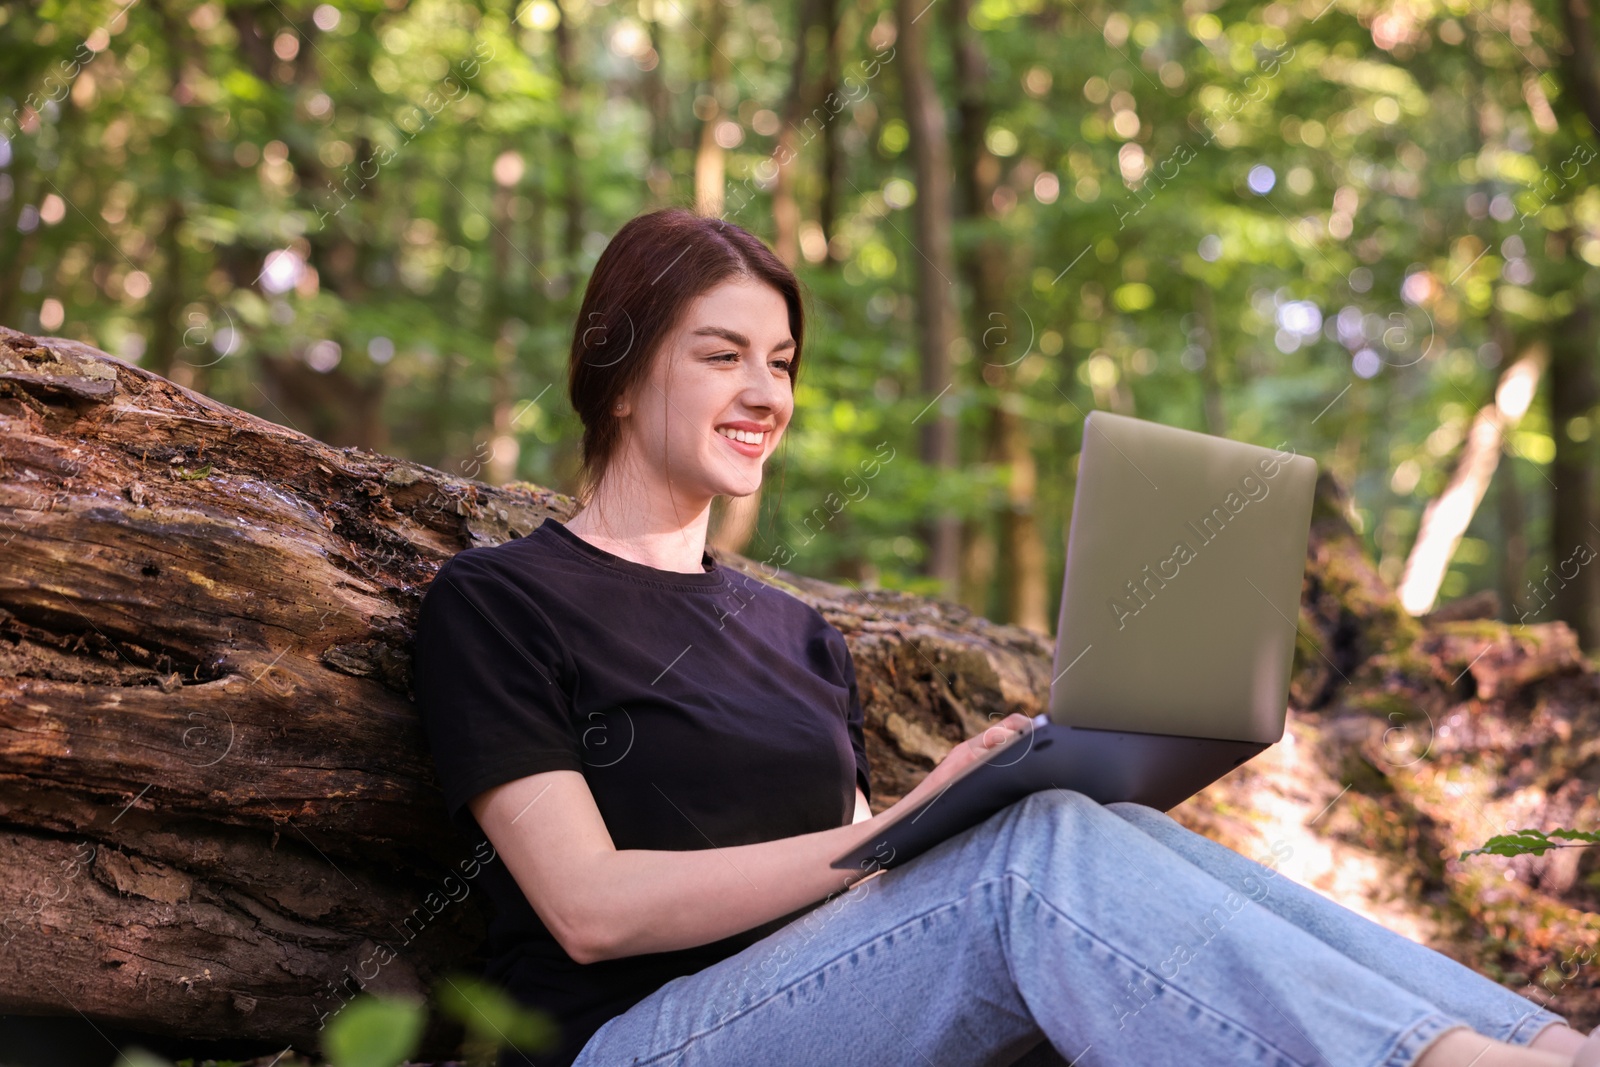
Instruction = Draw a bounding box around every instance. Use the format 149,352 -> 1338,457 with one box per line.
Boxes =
691,325 -> 796,352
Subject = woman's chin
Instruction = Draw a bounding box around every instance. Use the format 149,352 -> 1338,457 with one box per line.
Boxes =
714,476 -> 765,499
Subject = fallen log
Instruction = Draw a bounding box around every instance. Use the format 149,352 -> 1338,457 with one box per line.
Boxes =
0,325 -> 1595,1061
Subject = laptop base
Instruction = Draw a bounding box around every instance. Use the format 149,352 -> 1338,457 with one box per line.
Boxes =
831,721 -> 1270,875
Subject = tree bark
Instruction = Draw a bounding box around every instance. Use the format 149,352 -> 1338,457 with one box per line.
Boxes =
1397,346 -> 1545,616
1555,0 -> 1600,138
770,0 -> 822,268
895,0 -> 962,600
692,0 -> 729,218
1,325 -> 1596,1059
1496,440 -> 1530,623
817,0 -> 845,266
641,3 -> 673,204
945,0 -> 1049,634
1537,0 -> 1600,649
1547,302 -> 1599,648
551,0 -> 585,293
712,0 -> 837,558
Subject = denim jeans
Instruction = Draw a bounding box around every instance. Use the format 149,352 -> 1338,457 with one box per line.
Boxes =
571,790 -> 1567,1067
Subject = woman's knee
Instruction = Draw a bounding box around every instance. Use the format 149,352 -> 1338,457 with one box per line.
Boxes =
1020,787 -> 1096,814
1013,793 -> 1173,852
1003,790 -> 1156,879
1015,788 -> 1130,834
1105,800 -> 1166,826
1023,791 -> 1156,818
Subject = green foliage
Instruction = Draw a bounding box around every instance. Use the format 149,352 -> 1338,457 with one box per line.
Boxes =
1461,827 -> 1600,860
322,993 -> 426,1067
1,0 -> 1595,617
113,1050 -> 177,1067
434,971 -> 561,1056
110,979 -> 559,1067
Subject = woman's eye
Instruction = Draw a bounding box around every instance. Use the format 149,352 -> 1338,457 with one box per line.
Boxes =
772,360 -> 793,372
712,352 -> 738,362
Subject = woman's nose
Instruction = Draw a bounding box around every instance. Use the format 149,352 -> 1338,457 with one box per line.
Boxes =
746,361 -> 790,410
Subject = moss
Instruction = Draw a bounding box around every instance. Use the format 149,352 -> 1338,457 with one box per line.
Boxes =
1307,546 -> 1424,660
748,572 -> 806,597
1343,686 -> 1424,720
1370,645 -> 1441,687
1430,619 -> 1511,642
1331,747 -> 1395,799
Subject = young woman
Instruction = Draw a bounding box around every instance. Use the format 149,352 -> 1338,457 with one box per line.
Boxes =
412,207 -> 1597,1067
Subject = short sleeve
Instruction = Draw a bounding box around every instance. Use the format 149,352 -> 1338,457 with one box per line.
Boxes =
826,626 -> 873,805
411,552 -> 584,829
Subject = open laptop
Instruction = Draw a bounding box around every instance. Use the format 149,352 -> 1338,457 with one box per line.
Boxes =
831,410 -> 1318,875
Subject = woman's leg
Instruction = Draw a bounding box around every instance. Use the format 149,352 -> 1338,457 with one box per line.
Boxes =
1103,801 -> 1569,1048
573,789 -> 1470,1067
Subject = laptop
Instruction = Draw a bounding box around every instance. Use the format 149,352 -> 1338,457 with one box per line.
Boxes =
830,410 -> 1318,875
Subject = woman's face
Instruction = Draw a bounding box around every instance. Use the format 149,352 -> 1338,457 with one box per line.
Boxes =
618,275 -> 795,502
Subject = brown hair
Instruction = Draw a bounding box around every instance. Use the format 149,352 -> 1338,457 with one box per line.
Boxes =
567,207 -> 805,507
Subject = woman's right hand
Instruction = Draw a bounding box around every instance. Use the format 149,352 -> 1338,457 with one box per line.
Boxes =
841,712 -> 1038,886
897,712 -> 1037,812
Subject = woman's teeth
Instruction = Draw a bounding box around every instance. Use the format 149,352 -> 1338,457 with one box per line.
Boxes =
717,427 -> 766,445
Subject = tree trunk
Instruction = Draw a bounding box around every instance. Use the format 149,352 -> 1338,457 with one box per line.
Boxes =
770,0 -> 821,267
712,0 -> 835,558
1548,303 -> 1600,647
1,325 -> 1596,1060
895,0 -> 962,600
817,0 -> 845,266
1540,0 -> 1600,649
1397,346 -> 1546,615
692,0 -> 729,218
1496,441 -> 1530,623
641,5 -> 673,204
1193,282 -> 1227,436
149,9 -> 190,390
551,0 -> 585,294
945,0 -> 1049,634
1555,0 -> 1600,138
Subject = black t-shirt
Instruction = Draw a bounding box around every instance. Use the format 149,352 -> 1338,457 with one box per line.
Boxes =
411,517 -> 873,1067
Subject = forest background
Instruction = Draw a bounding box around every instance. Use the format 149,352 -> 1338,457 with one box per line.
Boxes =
8,0 -> 1600,640
4,0 -> 1600,1063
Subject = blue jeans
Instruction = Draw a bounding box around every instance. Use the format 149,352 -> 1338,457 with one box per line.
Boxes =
571,790 -> 1567,1067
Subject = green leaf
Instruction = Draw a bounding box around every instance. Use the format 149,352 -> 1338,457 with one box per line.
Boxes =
322,993 -> 427,1067
1460,827 -> 1600,860
113,1049 -> 177,1067
434,973 -> 560,1053
221,68 -> 268,101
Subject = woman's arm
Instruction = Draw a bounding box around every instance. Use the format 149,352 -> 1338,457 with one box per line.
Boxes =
471,712 -> 1033,965
471,770 -> 880,964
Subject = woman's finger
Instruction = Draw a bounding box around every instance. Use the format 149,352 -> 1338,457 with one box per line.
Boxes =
977,715 -> 1028,748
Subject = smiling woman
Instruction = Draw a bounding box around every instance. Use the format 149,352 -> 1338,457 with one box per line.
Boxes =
561,273 -> 796,556
411,206 -> 893,1067
414,208 -> 1589,1067
562,207 -> 805,559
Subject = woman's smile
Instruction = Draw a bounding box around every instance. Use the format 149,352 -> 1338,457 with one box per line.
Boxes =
715,425 -> 769,457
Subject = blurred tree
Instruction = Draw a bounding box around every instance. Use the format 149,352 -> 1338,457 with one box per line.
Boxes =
896,0 -> 961,597
0,0 -> 1596,633
946,0 -> 1049,632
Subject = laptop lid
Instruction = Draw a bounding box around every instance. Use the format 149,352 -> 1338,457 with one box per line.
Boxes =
1047,411 -> 1318,745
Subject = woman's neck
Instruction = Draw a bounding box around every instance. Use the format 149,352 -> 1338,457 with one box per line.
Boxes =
563,498 -> 715,575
